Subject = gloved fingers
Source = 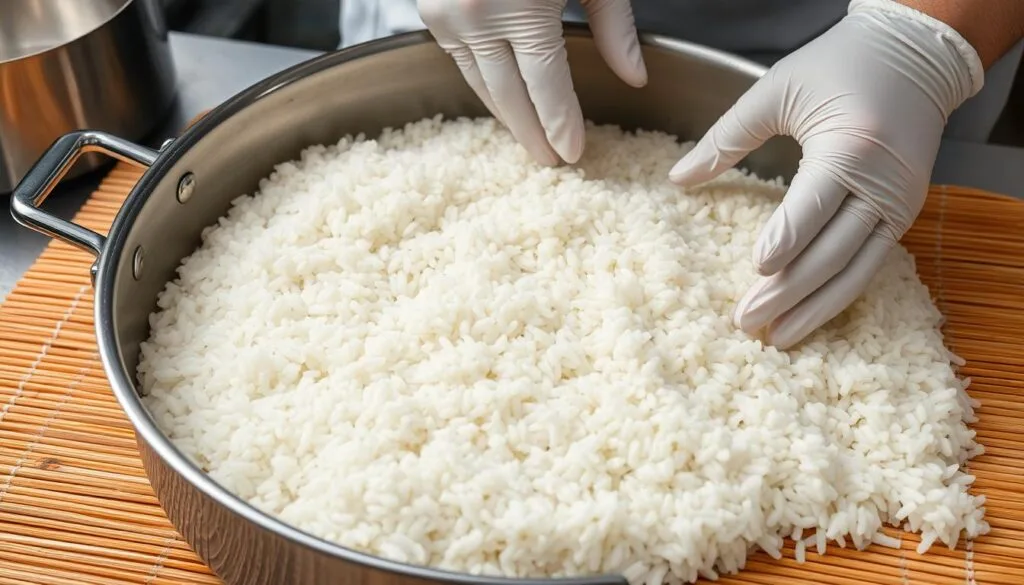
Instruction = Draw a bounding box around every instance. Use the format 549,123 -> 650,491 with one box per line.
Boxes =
473,41 -> 560,166
754,166 -> 849,276
669,75 -> 778,186
581,0 -> 648,88
734,196 -> 880,334
765,229 -> 896,349
511,33 -> 587,163
440,43 -> 507,128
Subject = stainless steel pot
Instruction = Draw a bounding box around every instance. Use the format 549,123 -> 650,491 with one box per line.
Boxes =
11,28 -> 800,585
0,0 -> 177,193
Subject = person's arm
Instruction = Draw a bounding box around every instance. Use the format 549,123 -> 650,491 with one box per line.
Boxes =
898,0 -> 1024,67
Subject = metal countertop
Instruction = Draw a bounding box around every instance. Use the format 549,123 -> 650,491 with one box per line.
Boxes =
2,32 -> 1022,303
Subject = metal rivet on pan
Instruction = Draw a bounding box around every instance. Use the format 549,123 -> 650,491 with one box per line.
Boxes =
159,138 -> 175,152
133,246 -> 145,280
177,172 -> 195,204
89,262 -> 99,287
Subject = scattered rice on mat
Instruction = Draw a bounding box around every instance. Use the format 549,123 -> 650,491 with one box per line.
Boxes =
138,116 -> 988,584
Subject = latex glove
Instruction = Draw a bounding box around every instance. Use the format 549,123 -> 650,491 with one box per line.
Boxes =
668,0 -> 984,349
417,0 -> 648,165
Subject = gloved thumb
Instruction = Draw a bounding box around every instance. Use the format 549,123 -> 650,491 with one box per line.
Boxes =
669,75 -> 777,186
582,0 -> 648,88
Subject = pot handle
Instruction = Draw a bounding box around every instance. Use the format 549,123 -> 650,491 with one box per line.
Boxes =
10,130 -> 158,257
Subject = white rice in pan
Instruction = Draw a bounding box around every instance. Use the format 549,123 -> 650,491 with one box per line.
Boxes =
138,116 -> 987,584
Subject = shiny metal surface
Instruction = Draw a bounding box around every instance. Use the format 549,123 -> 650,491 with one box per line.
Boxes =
0,0 -> 126,60
176,171 -> 195,203
15,28 -> 801,585
10,130 -> 158,256
0,0 -> 177,193
0,33 -> 323,304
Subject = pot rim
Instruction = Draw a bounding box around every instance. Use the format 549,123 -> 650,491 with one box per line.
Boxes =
1,0 -> 136,64
95,26 -> 769,584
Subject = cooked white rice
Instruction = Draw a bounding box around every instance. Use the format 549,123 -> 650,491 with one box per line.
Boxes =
138,116 -> 988,584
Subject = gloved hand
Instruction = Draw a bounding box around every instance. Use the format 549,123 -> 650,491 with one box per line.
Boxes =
669,0 -> 984,349
417,0 -> 648,165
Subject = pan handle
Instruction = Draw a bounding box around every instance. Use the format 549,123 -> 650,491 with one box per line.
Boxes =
10,130 -> 158,257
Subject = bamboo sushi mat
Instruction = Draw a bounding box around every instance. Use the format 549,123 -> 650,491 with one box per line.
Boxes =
1,165 -> 1023,585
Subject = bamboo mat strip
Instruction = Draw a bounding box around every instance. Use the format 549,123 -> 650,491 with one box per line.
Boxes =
0,164 -> 1022,584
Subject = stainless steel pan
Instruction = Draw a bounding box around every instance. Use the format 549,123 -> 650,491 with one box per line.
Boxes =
11,28 -> 800,585
0,0 -> 176,193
